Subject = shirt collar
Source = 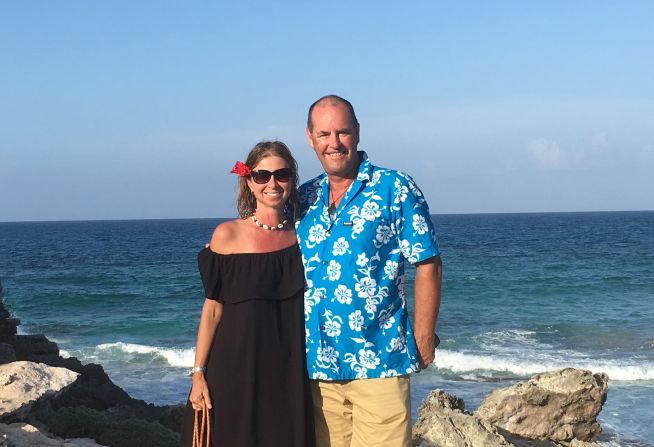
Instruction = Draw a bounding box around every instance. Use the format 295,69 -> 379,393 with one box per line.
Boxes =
355,151 -> 372,183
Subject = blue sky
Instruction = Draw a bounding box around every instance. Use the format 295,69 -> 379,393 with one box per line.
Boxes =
1,1 -> 653,221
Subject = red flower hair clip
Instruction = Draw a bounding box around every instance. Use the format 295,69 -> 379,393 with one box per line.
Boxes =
230,161 -> 251,177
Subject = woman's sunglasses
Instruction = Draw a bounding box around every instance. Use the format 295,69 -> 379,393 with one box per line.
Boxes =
250,168 -> 293,184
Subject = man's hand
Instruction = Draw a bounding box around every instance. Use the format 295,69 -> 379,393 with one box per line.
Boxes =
415,333 -> 437,369
413,256 -> 443,370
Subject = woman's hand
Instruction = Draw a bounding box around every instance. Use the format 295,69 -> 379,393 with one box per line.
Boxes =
189,374 -> 212,410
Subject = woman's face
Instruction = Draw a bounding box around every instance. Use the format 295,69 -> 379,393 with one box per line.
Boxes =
247,155 -> 292,212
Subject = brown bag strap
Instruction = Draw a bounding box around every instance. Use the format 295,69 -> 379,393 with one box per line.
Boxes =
192,399 -> 211,447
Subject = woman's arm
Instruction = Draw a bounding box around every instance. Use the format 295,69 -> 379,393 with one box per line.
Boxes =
189,298 -> 223,410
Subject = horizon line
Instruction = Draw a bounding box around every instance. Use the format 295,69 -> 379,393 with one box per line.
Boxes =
1,209 -> 653,224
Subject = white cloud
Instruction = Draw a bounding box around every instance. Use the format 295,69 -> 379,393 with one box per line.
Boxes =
528,138 -> 569,170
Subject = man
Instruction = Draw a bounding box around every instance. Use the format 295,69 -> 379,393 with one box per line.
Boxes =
297,95 -> 443,447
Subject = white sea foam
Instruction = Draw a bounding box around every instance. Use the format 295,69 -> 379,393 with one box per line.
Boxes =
90,341 -> 654,382
96,342 -> 195,367
433,349 -> 654,381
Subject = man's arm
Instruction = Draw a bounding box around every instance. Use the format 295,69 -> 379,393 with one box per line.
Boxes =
413,255 -> 443,369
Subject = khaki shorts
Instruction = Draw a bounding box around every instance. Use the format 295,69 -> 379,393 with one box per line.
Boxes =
311,375 -> 411,447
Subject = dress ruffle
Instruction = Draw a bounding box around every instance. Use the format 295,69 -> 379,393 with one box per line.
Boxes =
197,244 -> 304,303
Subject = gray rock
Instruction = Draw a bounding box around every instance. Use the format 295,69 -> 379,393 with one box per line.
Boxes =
475,368 -> 608,443
412,389 -> 513,447
569,440 -> 602,447
0,361 -> 79,419
11,334 -> 59,361
0,422 -> 105,446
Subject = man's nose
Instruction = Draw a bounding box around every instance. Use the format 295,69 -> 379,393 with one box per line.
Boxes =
328,133 -> 340,148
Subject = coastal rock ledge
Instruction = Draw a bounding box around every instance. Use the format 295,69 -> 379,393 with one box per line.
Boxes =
412,389 -> 512,447
0,361 -> 79,419
0,362 -> 105,446
0,298 -> 183,447
0,422 -> 104,446
412,368 -> 608,447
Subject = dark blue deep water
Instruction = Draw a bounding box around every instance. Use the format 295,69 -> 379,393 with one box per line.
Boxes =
1,212 -> 653,446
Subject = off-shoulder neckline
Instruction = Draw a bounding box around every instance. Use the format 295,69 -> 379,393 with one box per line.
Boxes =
201,242 -> 299,257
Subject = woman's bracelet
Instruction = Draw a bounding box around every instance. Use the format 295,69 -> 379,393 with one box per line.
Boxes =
189,366 -> 206,376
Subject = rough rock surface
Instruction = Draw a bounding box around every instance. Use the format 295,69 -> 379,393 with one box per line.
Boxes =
569,439 -> 602,447
0,299 -> 184,446
569,440 -> 602,447
0,361 -> 79,419
412,389 -> 513,447
475,368 -> 608,443
0,422 -> 105,446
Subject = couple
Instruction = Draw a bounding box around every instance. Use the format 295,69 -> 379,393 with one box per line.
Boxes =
180,95 -> 443,447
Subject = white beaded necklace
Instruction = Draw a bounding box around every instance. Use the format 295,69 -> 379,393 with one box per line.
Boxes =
251,215 -> 288,231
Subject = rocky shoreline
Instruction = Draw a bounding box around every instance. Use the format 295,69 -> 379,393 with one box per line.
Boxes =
412,368 -> 608,447
0,294 -> 609,447
0,297 -> 185,447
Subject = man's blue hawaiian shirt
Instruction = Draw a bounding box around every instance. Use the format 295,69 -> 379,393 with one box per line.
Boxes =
297,152 -> 440,380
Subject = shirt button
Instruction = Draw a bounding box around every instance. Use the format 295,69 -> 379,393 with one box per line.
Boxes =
322,261 -> 328,265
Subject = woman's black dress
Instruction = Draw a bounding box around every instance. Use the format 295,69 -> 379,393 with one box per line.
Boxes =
180,244 -> 314,447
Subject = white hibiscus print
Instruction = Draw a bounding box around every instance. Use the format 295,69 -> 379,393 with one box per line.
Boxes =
356,252 -> 369,267
387,333 -> 408,353
383,260 -> 399,280
317,345 -> 338,364
380,369 -> 398,378
376,225 -> 394,244
408,178 -> 424,200
369,170 -> 382,186
398,239 -> 411,258
334,285 -> 352,304
358,349 -> 380,370
364,297 -> 378,316
332,237 -> 350,256
378,309 -> 396,330
412,214 -> 428,235
360,200 -> 381,221
352,217 -> 365,236
355,276 -> 377,298
394,179 -> 408,203
307,224 -> 327,247
348,310 -> 364,331
324,318 -> 341,338
327,260 -> 342,281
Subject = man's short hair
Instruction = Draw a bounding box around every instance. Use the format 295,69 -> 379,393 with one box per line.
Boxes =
307,95 -> 359,131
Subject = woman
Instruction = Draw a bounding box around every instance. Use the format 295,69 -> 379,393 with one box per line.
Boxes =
180,141 -> 314,447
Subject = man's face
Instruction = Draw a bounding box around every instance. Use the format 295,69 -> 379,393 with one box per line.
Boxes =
306,103 -> 360,179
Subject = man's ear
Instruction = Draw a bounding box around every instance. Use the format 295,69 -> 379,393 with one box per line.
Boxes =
305,127 -> 314,149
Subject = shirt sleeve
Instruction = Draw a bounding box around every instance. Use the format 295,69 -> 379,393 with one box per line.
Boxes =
391,172 -> 440,264
197,248 -> 222,301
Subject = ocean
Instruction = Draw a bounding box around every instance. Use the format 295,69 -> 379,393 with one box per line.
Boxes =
1,212 -> 652,446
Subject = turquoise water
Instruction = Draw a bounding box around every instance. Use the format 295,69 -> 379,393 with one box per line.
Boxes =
1,212 -> 653,446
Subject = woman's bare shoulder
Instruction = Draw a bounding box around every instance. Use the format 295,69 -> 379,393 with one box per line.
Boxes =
209,219 -> 249,253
